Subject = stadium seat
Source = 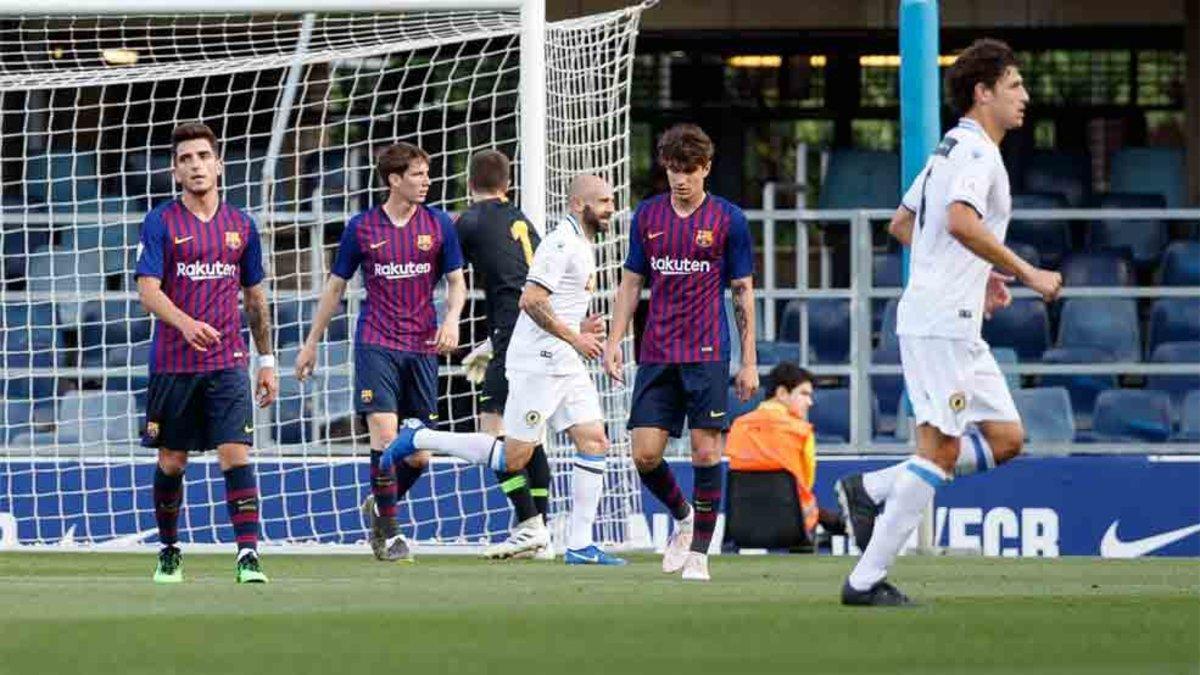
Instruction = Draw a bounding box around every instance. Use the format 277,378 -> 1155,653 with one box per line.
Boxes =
992,347 -> 1020,391
1040,346 -> 1116,428
755,341 -> 801,366
981,298 -> 1050,360
727,386 -> 765,423
1021,151 -> 1091,206
79,300 -> 153,366
1013,387 -> 1075,443
3,302 -> 59,350
1173,390 -> 1200,442
1060,252 -> 1132,287
2,401 -> 38,443
1146,342 -> 1200,412
222,148 -> 271,210
275,300 -> 304,347
807,299 -> 849,363
26,153 -> 100,204
1009,192 -> 1070,265
57,391 -> 139,444
871,343 -> 902,431
1056,298 -> 1140,362
873,252 -> 902,288
1161,240 -> 1200,286
1089,192 -> 1168,270
124,152 -> 176,200
817,150 -> 899,209
1109,147 -> 1187,208
1090,389 -> 1172,443
2,350 -> 57,403
2,228 -> 52,280
808,388 -> 877,444
1147,298 -> 1200,353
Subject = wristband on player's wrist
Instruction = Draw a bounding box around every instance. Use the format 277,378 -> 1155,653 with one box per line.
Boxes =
257,355 -> 276,369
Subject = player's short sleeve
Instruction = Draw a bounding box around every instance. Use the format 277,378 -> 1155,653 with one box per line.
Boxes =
240,219 -> 266,287
134,210 -> 167,280
623,205 -> 650,276
725,206 -> 754,280
330,218 -> 363,280
435,208 -> 464,274
946,145 -> 995,218
526,232 -> 570,293
901,162 -> 932,213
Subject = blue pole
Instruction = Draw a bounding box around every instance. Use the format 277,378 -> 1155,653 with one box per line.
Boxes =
899,0 -> 940,282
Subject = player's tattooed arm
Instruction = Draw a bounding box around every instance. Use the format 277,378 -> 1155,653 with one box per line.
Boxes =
730,277 -> 756,365
520,283 -> 602,359
243,283 -> 273,356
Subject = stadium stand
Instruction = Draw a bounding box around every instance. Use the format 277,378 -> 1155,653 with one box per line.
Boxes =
1090,192 -> 1169,270
1147,342 -> 1200,412
1060,251 -> 1133,287
1109,147 -> 1187,209
1040,346 -> 1116,429
1147,298 -> 1200,353
1089,389 -> 1173,443
1173,390 -> 1200,442
1009,192 -> 1070,265
1056,298 -> 1141,362
1020,151 -> 1091,207
1013,387 -> 1075,443
981,298 -> 1051,360
1160,240 -> 1200,286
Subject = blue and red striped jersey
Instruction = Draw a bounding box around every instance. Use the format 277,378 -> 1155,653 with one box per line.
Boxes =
331,204 -> 463,354
135,199 -> 265,374
623,193 -> 753,364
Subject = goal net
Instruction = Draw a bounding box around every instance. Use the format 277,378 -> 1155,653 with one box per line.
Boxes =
0,2 -> 651,552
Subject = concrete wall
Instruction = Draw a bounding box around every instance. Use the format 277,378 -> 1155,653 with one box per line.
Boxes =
551,0 -> 1186,29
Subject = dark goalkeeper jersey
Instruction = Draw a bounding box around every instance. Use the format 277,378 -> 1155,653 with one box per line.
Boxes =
455,197 -> 542,345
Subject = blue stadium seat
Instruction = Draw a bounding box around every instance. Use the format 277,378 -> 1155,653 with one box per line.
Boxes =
1109,147 -> 1187,208
1060,252 -> 1132,287
2,401 -> 38,443
808,388 -> 878,444
1009,192 -> 1070,265
817,150 -> 899,209
57,391 -> 139,444
981,298 -> 1050,360
124,152 -> 175,200
992,347 -> 1020,391
2,350 -> 57,402
871,343 -> 903,430
79,300 -> 153,366
1161,241 -> 1200,287
1056,298 -> 1140,361
26,153 -> 100,204
222,148 -> 270,209
1173,390 -> 1200,442
807,299 -> 849,363
873,252 -> 902,288
1146,342 -> 1200,412
1021,152 -> 1091,206
2,227 -> 52,280
1091,389 -> 1172,443
1041,346 -> 1116,428
1089,193 -> 1168,270
3,302 -> 59,350
1013,387 -> 1075,443
1148,298 -> 1200,353
27,249 -> 106,297
755,341 -> 801,366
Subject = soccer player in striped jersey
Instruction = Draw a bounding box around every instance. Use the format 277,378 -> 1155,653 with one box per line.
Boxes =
295,142 -> 466,563
135,122 -> 279,584
604,124 -> 759,581
837,40 -> 1061,606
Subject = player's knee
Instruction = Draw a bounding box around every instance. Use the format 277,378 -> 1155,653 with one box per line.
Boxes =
158,452 -> 187,476
405,450 -> 431,471
632,449 -> 662,474
992,425 -> 1025,464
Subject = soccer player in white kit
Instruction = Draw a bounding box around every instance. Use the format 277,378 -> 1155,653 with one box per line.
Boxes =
838,39 -> 1063,606
381,174 -> 624,564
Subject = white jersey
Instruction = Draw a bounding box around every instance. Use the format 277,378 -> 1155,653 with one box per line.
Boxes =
896,117 -> 1012,341
506,215 -> 596,375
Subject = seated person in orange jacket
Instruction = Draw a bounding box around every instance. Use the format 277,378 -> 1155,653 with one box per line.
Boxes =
724,363 -> 845,540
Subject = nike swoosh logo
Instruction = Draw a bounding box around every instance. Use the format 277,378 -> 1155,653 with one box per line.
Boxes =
369,240 -> 388,250
709,411 -> 726,418
243,425 -> 254,434
647,231 -> 665,240
1099,521 -> 1200,558
174,236 -> 193,245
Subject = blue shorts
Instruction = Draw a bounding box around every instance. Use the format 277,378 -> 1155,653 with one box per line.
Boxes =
354,344 -> 439,424
627,362 -> 730,438
142,368 -> 254,452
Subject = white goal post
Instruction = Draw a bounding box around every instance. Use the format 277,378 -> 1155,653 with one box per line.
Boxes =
0,0 -> 653,552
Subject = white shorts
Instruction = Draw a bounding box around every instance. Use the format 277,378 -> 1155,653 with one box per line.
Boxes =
899,336 -> 1020,437
502,369 -> 603,442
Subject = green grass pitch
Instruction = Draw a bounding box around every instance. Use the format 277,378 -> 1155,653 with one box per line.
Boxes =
0,552 -> 1196,675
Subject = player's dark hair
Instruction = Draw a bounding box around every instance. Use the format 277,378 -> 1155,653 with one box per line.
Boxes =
656,123 -> 714,172
768,362 -> 813,395
468,149 -> 511,194
945,38 -> 1019,116
377,142 -> 430,186
171,122 -> 219,159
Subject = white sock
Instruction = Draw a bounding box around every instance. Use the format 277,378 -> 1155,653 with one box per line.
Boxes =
848,456 -> 948,591
567,453 -> 606,550
861,462 -> 907,504
955,427 -> 996,477
410,429 -> 498,465
487,439 -> 506,472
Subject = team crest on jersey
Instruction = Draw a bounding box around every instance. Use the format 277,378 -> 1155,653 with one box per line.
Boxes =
416,234 -> 433,251
360,389 -> 374,404
524,410 -> 542,427
949,391 -> 967,413
695,229 -> 714,248
145,421 -> 160,440
224,231 -> 242,250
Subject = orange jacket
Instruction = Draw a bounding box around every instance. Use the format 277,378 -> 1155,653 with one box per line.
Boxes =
724,400 -> 818,532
